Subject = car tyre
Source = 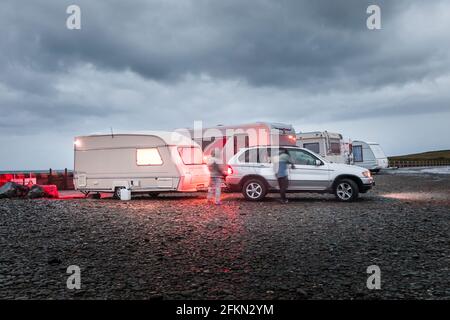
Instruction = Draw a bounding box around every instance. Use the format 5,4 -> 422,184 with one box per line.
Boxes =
242,178 -> 267,201
334,178 -> 359,202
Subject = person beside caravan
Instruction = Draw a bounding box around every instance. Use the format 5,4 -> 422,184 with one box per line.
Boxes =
273,148 -> 294,204
207,149 -> 223,205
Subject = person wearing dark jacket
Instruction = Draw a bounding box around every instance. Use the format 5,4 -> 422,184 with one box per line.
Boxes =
274,149 -> 294,204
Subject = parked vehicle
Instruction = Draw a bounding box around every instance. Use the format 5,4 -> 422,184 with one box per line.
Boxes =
225,146 -> 374,202
74,131 -> 210,198
181,122 -> 297,166
350,141 -> 388,172
296,131 -> 350,164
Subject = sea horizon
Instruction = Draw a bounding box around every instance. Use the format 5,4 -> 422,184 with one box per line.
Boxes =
0,169 -> 73,174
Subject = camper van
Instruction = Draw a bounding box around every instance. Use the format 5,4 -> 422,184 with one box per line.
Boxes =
74,131 -> 210,198
350,140 -> 389,172
180,122 -> 297,165
296,131 -> 349,164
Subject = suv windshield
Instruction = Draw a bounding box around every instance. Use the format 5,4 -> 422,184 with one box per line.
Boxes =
238,147 -> 327,164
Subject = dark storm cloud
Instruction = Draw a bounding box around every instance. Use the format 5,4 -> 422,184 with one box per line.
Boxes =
2,0 -> 444,88
0,0 -> 449,169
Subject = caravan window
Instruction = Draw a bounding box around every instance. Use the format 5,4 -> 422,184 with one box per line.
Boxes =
233,135 -> 250,155
178,147 -> 204,165
330,139 -> 341,155
204,136 -> 227,156
202,137 -> 215,150
137,148 -> 163,165
353,145 -> 363,162
303,143 -> 320,154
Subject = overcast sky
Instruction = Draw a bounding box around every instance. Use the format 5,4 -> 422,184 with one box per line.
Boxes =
1,0 -> 449,170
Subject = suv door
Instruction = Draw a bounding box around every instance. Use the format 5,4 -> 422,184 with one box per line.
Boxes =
235,148 -> 259,175
237,147 -> 278,190
287,149 -> 331,190
254,147 -> 278,189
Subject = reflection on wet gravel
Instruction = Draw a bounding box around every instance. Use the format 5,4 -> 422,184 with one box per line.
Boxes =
0,174 -> 449,299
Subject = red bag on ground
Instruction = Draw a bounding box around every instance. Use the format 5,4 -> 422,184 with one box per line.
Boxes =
41,185 -> 59,198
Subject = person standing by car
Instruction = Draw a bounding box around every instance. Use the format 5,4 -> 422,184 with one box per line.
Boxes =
207,149 -> 223,205
274,148 -> 294,204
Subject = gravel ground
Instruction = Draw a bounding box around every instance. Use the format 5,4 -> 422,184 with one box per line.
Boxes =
1,173 -> 449,300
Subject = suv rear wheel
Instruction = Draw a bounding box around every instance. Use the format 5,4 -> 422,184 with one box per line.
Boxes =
242,178 -> 267,201
334,179 -> 359,202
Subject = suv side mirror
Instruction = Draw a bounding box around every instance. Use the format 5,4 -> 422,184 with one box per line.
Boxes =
315,159 -> 323,166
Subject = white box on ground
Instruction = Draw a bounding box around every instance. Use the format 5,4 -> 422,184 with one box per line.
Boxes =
120,188 -> 131,201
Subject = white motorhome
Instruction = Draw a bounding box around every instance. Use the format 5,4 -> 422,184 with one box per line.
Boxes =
180,122 -> 297,165
296,131 -> 349,164
350,140 -> 389,172
74,131 -> 210,198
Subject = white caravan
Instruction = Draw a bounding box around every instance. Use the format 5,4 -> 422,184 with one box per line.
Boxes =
351,141 -> 388,172
180,122 -> 297,166
296,131 -> 349,164
74,131 -> 210,198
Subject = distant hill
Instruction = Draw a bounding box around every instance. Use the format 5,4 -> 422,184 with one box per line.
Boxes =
389,150 -> 450,161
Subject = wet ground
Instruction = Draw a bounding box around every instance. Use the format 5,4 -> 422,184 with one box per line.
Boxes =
0,173 -> 449,299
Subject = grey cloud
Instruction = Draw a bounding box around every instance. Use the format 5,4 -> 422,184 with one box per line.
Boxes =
0,0 -> 449,169
2,0 -> 447,89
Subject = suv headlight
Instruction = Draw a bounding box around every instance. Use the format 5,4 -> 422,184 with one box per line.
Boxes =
362,170 -> 371,178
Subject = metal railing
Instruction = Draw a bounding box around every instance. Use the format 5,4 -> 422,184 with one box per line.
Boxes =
389,160 -> 450,168
0,168 -> 74,190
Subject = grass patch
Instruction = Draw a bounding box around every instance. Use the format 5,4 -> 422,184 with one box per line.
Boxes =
389,150 -> 450,162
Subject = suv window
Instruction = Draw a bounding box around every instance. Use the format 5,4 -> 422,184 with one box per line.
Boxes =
258,148 -> 271,164
288,149 -> 318,165
238,148 -> 272,163
238,148 -> 258,163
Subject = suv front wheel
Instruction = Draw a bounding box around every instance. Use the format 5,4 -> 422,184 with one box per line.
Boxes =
242,178 -> 267,201
334,179 -> 359,202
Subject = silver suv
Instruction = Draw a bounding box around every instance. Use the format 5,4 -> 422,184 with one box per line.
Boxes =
225,146 -> 374,202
